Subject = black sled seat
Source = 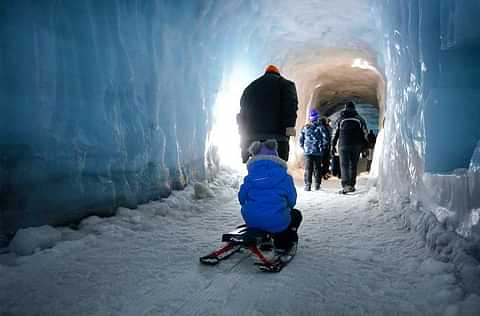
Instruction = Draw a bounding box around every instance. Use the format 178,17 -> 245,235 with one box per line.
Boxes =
200,224 -> 281,270
221,225 -> 272,247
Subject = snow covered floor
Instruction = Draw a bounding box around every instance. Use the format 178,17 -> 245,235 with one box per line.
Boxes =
1,171 -> 479,316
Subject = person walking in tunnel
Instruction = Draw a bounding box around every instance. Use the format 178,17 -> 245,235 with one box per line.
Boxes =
239,139 -> 303,254
299,109 -> 330,191
331,101 -> 368,194
237,65 -> 299,163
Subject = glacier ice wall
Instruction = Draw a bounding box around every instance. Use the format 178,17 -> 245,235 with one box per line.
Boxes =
375,0 -> 480,244
0,0 -> 267,235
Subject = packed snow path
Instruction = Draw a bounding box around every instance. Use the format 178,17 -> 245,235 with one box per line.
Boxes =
1,174 -> 475,316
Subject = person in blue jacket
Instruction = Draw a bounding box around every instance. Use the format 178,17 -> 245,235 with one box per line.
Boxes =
238,139 -> 302,253
299,108 -> 330,191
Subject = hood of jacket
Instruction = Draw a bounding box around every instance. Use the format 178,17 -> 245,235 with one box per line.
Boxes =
340,108 -> 359,119
245,155 -> 288,189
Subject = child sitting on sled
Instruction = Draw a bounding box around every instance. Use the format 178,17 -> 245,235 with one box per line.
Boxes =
238,139 -> 302,254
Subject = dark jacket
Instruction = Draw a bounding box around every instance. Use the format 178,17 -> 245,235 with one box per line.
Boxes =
238,155 -> 297,233
367,131 -> 377,148
332,109 -> 368,148
299,120 -> 330,156
238,72 -> 298,141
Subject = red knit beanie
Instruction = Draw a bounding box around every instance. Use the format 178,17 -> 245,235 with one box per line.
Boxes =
265,64 -> 280,74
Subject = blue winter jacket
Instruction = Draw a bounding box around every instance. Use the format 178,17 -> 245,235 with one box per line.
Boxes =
299,120 -> 330,156
238,155 -> 297,233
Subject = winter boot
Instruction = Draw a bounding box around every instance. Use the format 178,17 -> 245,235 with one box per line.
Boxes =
274,242 -> 297,263
304,184 -> 311,191
345,185 -> 355,193
340,186 -> 355,194
313,183 -> 321,191
259,238 -> 274,251
274,247 -> 288,257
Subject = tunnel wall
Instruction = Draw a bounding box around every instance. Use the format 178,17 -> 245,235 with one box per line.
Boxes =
0,0 -> 262,238
2,0 -> 479,250
376,0 -> 480,247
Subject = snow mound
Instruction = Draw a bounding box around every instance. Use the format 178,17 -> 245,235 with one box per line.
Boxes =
419,258 -> 455,275
193,182 -> 215,199
9,225 -> 62,256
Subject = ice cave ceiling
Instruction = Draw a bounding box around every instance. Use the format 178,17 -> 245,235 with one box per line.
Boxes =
209,0 -> 383,127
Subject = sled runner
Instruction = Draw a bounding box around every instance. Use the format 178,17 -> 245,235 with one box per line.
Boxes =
199,224 -> 296,272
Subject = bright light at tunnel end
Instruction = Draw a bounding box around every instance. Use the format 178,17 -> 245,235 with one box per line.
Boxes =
210,64 -> 253,170
351,58 -> 378,72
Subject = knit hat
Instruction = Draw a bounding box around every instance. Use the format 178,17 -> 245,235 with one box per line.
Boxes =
309,108 -> 320,122
248,139 -> 278,156
265,64 -> 280,74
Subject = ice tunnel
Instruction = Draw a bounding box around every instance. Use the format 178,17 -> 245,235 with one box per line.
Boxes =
1,0 -> 480,256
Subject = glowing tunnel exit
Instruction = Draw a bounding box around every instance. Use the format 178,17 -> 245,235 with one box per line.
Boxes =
210,64 -> 254,169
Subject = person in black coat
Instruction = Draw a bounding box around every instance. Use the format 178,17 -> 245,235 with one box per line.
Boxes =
237,65 -> 299,163
320,117 -> 333,179
331,101 -> 368,193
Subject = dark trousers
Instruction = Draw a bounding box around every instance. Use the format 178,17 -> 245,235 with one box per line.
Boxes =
304,155 -> 323,185
273,208 -> 302,250
241,140 -> 289,163
331,155 -> 341,178
339,146 -> 362,188
322,149 -> 331,176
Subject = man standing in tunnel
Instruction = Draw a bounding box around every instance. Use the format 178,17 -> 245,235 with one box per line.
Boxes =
331,101 -> 368,194
237,65 -> 298,163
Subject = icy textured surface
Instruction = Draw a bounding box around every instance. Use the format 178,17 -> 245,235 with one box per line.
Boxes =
193,182 -> 215,200
375,0 -> 480,242
422,168 -> 480,242
2,174 -> 479,315
9,225 -> 61,256
469,141 -> 480,172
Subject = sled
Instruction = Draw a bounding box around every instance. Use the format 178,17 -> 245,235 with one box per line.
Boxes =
200,224 -> 294,272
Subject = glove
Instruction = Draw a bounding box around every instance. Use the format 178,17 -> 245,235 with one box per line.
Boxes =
286,127 -> 296,137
